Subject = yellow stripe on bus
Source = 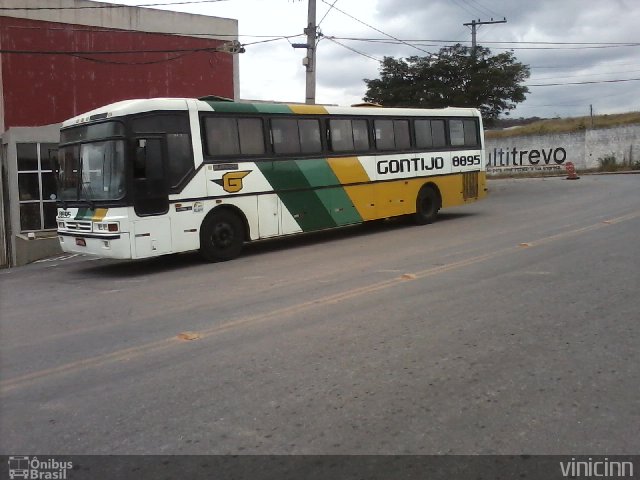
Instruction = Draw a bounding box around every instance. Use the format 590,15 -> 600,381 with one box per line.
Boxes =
91,208 -> 108,222
327,157 -> 377,220
288,104 -> 329,115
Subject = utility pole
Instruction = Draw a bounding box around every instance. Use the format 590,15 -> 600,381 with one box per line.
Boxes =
463,17 -> 507,59
292,0 -> 317,104
304,0 -> 317,104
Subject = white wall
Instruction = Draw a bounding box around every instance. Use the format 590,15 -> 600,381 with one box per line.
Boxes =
485,123 -> 640,175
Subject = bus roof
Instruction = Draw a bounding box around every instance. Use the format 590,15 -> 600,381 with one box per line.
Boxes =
61,98 -> 481,128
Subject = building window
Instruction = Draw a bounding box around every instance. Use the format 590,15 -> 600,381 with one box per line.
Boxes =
17,142 -> 58,232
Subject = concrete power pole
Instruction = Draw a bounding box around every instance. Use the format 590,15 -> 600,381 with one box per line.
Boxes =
463,17 -> 507,58
304,0 -> 317,104
292,0 -> 317,104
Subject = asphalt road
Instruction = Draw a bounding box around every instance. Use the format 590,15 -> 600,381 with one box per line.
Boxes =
1,175 -> 639,455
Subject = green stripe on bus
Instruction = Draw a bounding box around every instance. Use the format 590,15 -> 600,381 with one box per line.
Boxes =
278,190 -> 338,231
294,159 -> 339,188
294,159 -> 363,225
75,208 -> 90,220
254,104 -> 293,114
204,102 -> 260,113
315,187 -> 363,226
203,102 -> 294,115
258,160 -> 311,191
256,160 -> 337,231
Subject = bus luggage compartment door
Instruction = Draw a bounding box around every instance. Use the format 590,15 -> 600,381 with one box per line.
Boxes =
133,218 -> 172,258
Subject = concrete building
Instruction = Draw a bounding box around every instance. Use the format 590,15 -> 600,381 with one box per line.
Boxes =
0,0 -> 238,267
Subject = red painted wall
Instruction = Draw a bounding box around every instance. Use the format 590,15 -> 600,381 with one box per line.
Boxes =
1,16 -> 234,128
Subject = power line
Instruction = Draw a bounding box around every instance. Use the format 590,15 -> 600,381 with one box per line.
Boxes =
324,37 -> 380,62
0,46 -> 233,55
5,24 -> 298,40
326,36 -> 640,49
71,51 -> 196,65
317,0 -> 338,27
465,0 -> 501,18
528,78 -> 640,87
450,0 -> 478,18
531,62 -> 640,70
0,0 -> 229,10
318,0 -> 433,56
532,68 -> 640,82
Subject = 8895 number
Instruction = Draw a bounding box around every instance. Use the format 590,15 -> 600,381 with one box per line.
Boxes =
452,155 -> 481,167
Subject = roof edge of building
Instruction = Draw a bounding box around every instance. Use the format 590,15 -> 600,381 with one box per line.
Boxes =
0,0 -> 238,39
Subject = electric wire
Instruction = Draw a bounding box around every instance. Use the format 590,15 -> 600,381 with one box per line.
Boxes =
324,36 -> 380,62
317,0 -> 339,27
318,0 -> 434,56
528,78 -> 640,87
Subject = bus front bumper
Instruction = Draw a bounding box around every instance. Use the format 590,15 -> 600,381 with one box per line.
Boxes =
58,232 -> 132,259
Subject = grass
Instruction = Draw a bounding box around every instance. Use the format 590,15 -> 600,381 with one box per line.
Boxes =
486,112 -> 640,139
597,154 -> 640,172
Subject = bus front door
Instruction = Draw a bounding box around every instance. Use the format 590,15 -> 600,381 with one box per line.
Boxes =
132,137 -> 172,257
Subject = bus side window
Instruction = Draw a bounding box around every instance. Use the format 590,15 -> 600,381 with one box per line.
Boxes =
134,139 -> 147,178
352,120 -> 370,150
238,118 -> 265,155
415,120 -> 434,148
271,118 -> 300,154
416,119 -> 446,149
299,119 -> 322,154
134,138 -> 163,180
449,120 -> 465,146
432,120 -> 446,147
374,119 -> 395,150
132,114 -> 193,189
329,119 -> 354,152
463,119 -> 479,146
205,117 -> 240,156
393,120 -> 410,150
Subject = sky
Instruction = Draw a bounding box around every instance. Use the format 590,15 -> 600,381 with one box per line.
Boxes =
99,0 -> 640,119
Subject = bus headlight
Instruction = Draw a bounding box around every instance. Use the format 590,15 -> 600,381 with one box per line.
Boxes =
95,222 -> 120,232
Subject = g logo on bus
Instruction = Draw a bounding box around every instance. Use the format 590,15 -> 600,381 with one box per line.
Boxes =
213,170 -> 251,193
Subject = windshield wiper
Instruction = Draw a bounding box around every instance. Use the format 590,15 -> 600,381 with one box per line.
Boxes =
81,181 -> 96,210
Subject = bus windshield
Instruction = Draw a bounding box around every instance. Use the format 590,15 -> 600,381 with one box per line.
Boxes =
57,140 -> 126,201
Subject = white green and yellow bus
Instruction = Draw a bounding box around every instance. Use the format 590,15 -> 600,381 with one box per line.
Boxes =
55,97 -> 486,261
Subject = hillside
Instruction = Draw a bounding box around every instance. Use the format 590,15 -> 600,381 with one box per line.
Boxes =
486,112 -> 640,139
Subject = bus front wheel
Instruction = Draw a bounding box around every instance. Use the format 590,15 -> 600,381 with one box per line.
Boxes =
200,210 -> 245,262
414,186 -> 440,225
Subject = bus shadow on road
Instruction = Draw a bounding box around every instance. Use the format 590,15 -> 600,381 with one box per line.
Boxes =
240,212 -> 476,258
75,212 -> 478,276
76,251 -> 204,277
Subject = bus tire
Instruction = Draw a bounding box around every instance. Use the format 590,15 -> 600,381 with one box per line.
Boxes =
199,210 -> 245,262
414,185 -> 440,225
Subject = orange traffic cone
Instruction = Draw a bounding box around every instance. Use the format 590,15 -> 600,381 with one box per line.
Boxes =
565,162 -> 580,180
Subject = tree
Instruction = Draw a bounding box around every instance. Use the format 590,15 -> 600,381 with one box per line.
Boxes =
363,44 -> 530,121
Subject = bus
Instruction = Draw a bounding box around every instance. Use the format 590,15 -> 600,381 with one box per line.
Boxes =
55,97 -> 487,261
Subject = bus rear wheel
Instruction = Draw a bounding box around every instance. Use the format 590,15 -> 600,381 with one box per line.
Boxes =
200,210 -> 245,262
414,186 -> 440,225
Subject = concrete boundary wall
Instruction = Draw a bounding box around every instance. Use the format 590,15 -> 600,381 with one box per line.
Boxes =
485,123 -> 640,175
